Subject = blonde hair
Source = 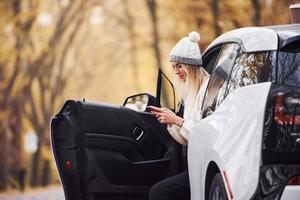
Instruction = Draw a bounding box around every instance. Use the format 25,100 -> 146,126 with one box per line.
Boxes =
173,64 -> 208,106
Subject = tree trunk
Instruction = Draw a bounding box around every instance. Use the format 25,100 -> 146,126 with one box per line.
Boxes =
10,100 -> 24,165
0,126 -> 9,190
211,0 -> 221,37
122,0 -> 141,92
30,141 -> 41,187
251,0 -> 261,26
146,0 -> 170,105
41,159 -> 51,186
146,0 -> 162,69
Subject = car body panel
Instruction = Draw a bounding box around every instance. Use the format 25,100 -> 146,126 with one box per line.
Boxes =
267,24 -> 300,50
251,165 -> 300,199
205,27 -> 278,53
281,186 -> 300,200
188,82 -> 272,200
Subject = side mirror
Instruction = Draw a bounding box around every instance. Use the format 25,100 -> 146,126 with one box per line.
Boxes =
123,93 -> 159,112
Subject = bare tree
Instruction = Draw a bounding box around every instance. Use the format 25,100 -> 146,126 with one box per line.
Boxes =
0,0 -> 38,190
26,0 -> 101,186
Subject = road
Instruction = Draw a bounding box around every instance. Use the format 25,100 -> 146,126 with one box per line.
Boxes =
0,186 -> 64,200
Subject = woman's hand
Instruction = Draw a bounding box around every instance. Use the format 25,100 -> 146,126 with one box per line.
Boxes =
148,106 -> 184,127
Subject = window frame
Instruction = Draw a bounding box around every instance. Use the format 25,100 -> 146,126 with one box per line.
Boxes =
201,43 -> 241,118
226,50 -> 274,96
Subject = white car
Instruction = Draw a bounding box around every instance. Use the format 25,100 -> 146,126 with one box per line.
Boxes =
51,24 -> 300,200
188,24 -> 300,200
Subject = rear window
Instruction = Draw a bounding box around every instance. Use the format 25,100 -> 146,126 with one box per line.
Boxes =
225,51 -> 273,96
277,51 -> 300,87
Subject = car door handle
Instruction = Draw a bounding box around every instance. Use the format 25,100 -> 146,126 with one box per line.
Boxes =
131,126 -> 144,141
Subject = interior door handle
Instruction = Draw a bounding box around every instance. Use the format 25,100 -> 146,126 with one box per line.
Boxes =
131,126 -> 144,141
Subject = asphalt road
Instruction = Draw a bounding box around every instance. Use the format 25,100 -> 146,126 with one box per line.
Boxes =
0,186 -> 65,200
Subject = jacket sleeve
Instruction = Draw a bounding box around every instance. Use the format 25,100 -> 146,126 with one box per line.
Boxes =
179,119 -> 198,142
167,117 -> 198,145
167,124 -> 188,145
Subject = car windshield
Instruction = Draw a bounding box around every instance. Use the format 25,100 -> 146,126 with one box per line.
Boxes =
277,44 -> 300,87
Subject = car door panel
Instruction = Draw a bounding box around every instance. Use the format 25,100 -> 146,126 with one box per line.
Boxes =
84,133 -> 170,186
51,100 -> 179,200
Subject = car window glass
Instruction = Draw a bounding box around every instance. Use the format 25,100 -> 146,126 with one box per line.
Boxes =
203,45 -> 222,74
202,43 -> 240,117
277,42 -> 300,87
226,51 -> 272,95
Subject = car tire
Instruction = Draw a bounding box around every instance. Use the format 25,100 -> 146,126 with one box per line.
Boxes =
208,173 -> 229,200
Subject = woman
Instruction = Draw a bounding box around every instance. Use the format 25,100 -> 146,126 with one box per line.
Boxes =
148,31 -> 210,200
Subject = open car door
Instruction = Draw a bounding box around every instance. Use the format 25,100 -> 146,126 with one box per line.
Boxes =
51,70 -> 182,200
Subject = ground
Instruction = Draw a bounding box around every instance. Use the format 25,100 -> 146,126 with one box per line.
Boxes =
0,186 -> 64,200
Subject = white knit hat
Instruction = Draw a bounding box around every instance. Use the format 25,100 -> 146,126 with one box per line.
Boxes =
169,31 -> 202,66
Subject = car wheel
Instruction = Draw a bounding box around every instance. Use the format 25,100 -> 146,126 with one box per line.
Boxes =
208,173 -> 228,200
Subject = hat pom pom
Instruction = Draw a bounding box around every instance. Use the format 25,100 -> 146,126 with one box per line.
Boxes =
188,31 -> 200,42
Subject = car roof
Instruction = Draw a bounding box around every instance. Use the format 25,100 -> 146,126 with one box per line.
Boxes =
205,24 -> 300,53
267,24 -> 300,49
